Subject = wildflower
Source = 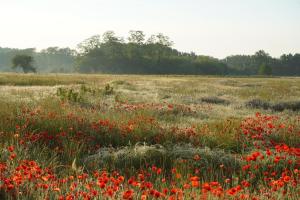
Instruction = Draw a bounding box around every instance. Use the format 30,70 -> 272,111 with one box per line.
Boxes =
41,176 -> 49,182
183,183 -> 190,189
170,188 -> 177,194
7,146 -> 14,152
163,188 -> 168,195
202,183 -> 211,191
7,184 -> 14,190
194,154 -> 201,161
190,176 -> 199,181
274,156 -> 281,163
191,180 -> 199,187
283,175 -> 290,183
156,168 -> 162,175
242,164 -> 251,171
122,189 -> 134,199
241,180 -> 250,187
176,173 -> 182,179
9,153 -> 16,160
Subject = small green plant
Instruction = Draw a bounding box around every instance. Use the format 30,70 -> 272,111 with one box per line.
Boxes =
103,84 -> 114,95
114,93 -> 127,103
80,84 -> 101,96
56,87 -> 83,103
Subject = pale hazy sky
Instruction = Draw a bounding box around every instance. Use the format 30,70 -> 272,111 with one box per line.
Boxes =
0,0 -> 299,58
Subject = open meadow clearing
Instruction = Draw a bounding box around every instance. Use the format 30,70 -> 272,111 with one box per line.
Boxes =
1,0 -> 300,199
0,73 -> 299,199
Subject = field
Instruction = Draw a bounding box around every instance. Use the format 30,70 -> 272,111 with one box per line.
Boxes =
0,73 -> 299,200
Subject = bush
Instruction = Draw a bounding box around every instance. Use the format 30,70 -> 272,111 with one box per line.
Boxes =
103,84 -> 114,95
56,87 -> 83,103
246,99 -> 300,112
201,96 -> 230,105
272,101 -> 300,111
245,99 -> 271,110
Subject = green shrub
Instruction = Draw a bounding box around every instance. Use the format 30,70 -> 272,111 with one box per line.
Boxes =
103,84 -> 114,95
56,87 -> 83,102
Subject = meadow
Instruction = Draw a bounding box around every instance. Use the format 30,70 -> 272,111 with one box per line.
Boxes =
0,73 -> 299,199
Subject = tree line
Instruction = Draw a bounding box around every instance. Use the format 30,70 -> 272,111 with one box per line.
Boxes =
0,30 -> 299,75
75,31 -> 228,75
224,50 -> 300,76
0,47 -> 76,73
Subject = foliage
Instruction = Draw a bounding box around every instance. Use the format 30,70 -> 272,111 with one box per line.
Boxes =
103,84 -> 114,95
258,63 -> 272,75
76,31 -> 228,74
56,84 -> 113,103
0,47 -> 75,73
1,33 -> 300,75
56,87 -> 83,102
223,50 -> 300,76
11,54 -> 36,73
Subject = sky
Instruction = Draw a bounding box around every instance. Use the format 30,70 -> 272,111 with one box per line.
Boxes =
0,0 -> 299,58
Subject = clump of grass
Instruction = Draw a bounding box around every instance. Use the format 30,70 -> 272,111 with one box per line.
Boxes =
156,104 -> 198,123
272,101 -> 300,111
84,143 -> 241,181
201,96 -> 230,105
111,80 -> 131,86
84,143 -> 169,172
103,84 -> 114,95
246,99 -> 300,112
245,99 -> 271,110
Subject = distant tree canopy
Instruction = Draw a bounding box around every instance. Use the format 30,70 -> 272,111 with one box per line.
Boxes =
37,47 -> 76,73
223,50 -> 300,76
12,55 -> 36,73
76,31 -> 228,74
258,64 -> 272,76
0,47 -> 75,73
1,31 -> 300,75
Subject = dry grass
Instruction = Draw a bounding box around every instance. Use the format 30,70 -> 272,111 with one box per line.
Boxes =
0,73 -> 300,199
1,73 -> 299,126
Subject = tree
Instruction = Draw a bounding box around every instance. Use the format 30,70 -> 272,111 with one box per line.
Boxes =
12,54 -> 36,73
76,31 -> 229,74
128,30 -> 145,45
77,35 -> 101,55
258,63 -> 272,76
254,50 -> 271,66
146,33 -> 173,47
102,31 -> 123,43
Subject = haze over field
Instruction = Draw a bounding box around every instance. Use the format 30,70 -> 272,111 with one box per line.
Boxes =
0,0 -> 300,58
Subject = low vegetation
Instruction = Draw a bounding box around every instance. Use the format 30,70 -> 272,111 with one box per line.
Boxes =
246,99 -> 300,112
0,74 -> 299,199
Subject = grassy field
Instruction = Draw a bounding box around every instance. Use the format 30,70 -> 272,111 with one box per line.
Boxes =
0,73 -> 299,199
